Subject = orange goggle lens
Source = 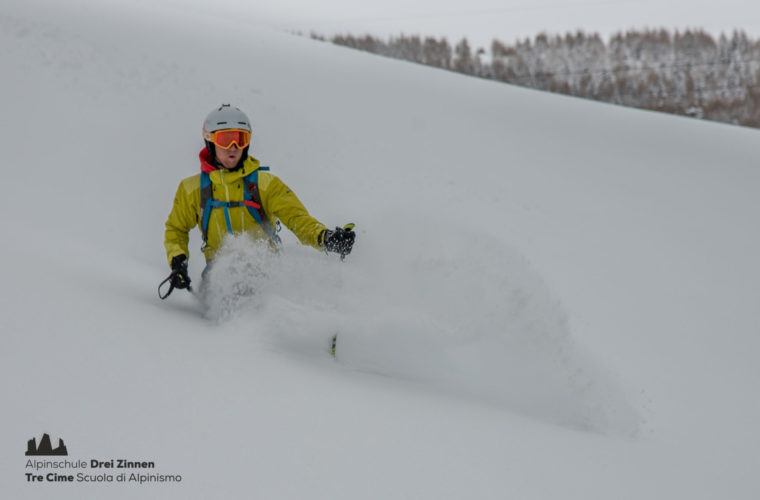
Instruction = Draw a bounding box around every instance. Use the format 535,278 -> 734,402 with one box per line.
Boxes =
207,129 -> 251,150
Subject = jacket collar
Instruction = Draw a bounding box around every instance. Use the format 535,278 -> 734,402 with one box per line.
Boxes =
199,148 -> 260,180
199,147 -> 219,173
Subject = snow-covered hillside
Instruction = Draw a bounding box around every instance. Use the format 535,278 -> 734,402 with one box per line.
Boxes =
2,1 -> 759,499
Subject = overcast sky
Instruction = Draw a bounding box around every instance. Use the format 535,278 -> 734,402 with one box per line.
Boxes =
30,0 -> 760,51
243,0 -> 760,49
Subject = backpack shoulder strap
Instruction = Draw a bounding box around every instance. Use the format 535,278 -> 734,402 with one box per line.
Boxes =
199,166 -> 281,248
242,167 -> 278,243
199,171 -> 214,243
244,167 -> 282,248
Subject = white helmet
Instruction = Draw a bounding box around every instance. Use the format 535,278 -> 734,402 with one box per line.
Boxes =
203,104 -> 252,140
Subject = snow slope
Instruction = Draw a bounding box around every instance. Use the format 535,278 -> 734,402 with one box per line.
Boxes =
2,0 -> 759,498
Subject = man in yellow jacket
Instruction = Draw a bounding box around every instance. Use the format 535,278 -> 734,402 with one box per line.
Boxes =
162,104 -> 355,295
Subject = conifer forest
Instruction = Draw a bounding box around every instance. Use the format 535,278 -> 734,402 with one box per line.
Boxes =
316,30 -> 760,127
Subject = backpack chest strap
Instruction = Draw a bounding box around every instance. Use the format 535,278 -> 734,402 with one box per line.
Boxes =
199,168 -> 280,247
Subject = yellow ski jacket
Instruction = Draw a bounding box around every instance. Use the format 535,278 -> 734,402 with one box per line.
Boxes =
164,149 -> 327,265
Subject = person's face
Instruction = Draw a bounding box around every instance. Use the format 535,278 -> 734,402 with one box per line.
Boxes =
215,143 -> 243,169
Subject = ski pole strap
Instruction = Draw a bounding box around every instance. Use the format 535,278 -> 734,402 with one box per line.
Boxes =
158,271 -> 193,300
158,273 -> 175,299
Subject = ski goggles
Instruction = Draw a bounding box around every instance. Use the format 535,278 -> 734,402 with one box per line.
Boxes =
204,128 -> 251,150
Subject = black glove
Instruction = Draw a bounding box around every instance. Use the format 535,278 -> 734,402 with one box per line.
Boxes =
170,254 -> 191,290
321,224 -> 356,257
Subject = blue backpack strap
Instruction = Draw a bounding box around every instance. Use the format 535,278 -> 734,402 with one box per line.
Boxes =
200,166 -> 282,247
201,170 -> 239,239
199,171 -> 214,243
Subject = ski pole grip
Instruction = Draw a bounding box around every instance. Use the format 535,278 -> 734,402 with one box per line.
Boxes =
339,223 -> 355,261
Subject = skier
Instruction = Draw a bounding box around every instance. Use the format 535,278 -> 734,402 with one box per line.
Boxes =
160,104 -> 355,298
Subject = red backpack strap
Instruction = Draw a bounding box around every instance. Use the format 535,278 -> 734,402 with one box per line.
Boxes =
243,167 -> 282,248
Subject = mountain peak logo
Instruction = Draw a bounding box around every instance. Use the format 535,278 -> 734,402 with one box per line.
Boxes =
26,433 -> 68,456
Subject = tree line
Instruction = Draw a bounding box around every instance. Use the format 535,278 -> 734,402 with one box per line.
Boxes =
312,29 -> 760,128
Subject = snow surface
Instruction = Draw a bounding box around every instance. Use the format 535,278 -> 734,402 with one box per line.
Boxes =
2,0 -> 760,498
